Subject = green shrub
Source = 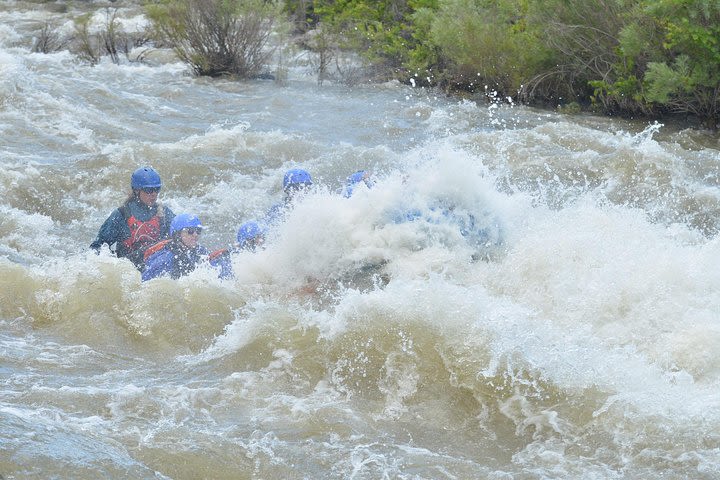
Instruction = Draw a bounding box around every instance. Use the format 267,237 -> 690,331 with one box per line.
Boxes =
312,0 -> 438,80
531,0 -> 719,126
641,0 -> 720,127
420,0 -> 551,97
285,0 -> 319,32
146,0 -> 283,78
304,0 -> 718,127
527,0 -> 642,107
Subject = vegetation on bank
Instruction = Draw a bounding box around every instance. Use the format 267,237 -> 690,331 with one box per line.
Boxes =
30,0 -> 719,129
291,0 -> 719,129
145,0 -> 283,78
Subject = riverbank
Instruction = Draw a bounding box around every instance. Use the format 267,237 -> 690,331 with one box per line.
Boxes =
8,0 -> 720,132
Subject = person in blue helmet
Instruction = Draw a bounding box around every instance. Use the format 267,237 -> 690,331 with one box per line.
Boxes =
342,170 -> 374,198
142,213 -> 232,281
264,168 -> 313,225
91,166 -> 175,271
198,220 -> 267,263
235,220 -> 266,252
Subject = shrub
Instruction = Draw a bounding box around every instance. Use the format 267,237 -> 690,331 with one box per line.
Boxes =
32,23 -> 68,54
528,0 -> 719,126
146,0 -> 283,78
73,12 -> 102,64
72,8 -> 151,65
285,0 -> 320,33
427,0 -> 542,94
313,0 -> 437,80
641,0 -> 720,128
303,0 -> 718,126
299,26 -> 338,85
527,0 -> 643,108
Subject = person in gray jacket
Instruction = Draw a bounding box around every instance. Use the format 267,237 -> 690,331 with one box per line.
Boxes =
90,166 -> 175,271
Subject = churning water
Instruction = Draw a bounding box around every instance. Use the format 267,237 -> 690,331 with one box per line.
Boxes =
1,3 -> 720,479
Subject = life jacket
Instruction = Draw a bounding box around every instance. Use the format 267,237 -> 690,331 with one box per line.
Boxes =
120,205 -> 162,253
144,242 -> 232,280
143,239 -> 171,262
208,248 -> 229,262
145,242 -> 224,264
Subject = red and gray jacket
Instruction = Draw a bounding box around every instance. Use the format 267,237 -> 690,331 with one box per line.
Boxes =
90,198 -> 175,270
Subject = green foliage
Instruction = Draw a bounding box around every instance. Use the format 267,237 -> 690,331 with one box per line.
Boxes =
618,20 -> 662,63
429,0 -> 514,90
284,0 -> 319,32
146,0 -> 284,78
306,0 -> 718,126
526,0 -> 641,105
405,5 -> 441,79
639,0 -> 720,126
423,0 -> 553,95
545,0 -> 719,125
644,56 -> 693,103
589,74 -> 651,116
650,0 -> 720,60
311,0 -> 438,78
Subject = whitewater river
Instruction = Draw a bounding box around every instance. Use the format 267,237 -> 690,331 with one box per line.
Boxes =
2,2 -> 720,479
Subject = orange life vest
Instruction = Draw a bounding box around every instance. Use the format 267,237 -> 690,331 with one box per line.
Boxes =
208,248 -> 229,262
143,239 -> 171,262
123,214 -> 162,252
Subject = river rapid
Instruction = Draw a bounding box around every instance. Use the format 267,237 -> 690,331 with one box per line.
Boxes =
1,2 -> 720,479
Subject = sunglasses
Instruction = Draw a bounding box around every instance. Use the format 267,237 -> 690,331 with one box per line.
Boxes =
286,182 -> 311,192
141,187 -> 161,194
183,227 -> 202,235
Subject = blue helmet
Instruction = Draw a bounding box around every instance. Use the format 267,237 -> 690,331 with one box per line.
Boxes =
131,166 -> 162,189
283,168 -> 312,191
236,220 -> 265,245
170,213 -> 203,235
348,170 -> 367,185
343,170 -> 372,198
